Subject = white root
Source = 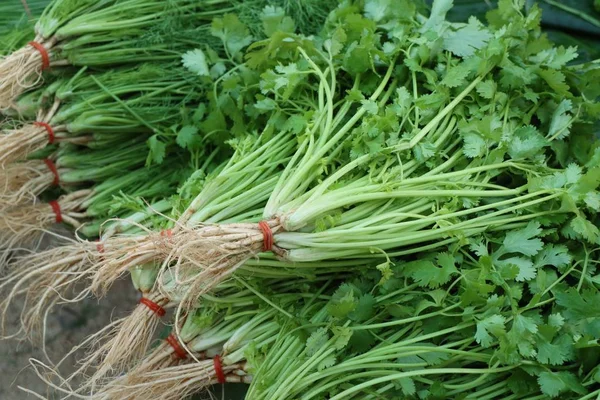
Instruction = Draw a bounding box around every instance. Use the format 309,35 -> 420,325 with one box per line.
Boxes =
0,160 -> 55,211
0,38 -> 56,111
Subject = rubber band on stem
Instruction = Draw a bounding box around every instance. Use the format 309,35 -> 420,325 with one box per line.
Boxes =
166,334 -> 187,359
213,355 -> 226,384
33,122 -> 55,144
48,200 -> 62,223
44,159 -> 59,186
139,297 -> 166,317
258,221 -> 273,252
28,41 -> 50,70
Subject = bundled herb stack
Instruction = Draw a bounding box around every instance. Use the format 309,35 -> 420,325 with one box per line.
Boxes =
0,0 -> 599,399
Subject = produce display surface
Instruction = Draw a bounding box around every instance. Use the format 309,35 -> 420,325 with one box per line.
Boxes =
0,0 -> 599,399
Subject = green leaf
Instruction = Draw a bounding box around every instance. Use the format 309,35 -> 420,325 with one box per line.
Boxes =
182,49 -> 210,76
327,284 -> 358,319
502,222 -> 544,256
499,257 -> 536,281
514,314 -> 539,335
397,377 -> 416,396
554,288 -> 600,320
317,354 -> 336,371
538,371 -> 586,398
361,99 -> 379,115
211,14 -> 253,57
443,17 -> 493,57
462,132 -> 486,158
570,215 -> 600,243
441,61 -> 471,87
529,46 -> 578,69
539,69 -> 570,96
306,328 -> 329,357
421,0 -> 453,33
349,294 -> 376,322
476,79 -> 497,99
146,134 -> 166,165
548,99 -> 573,140
261,6 -> 295,37
475,314 -> 506,347
508,126 -> 548,160
176,125 -> 200,150
404,253 -> 458,288
534,244 -> 571,269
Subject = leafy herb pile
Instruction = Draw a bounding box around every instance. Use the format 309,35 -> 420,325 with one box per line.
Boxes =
0,0 -> 599,399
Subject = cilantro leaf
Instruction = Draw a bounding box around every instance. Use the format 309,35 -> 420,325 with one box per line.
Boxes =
261,6 -> 295,37
475,314 -> 506,347
146,134 -> 166,165
306,328 -> 329,357
327,284 -> 358,319
548,99 -> 573,140
176,125 -> 200,150
182,49 -> 210,76
211,14 -> 253,58
443,17 -> 493,57
404,253 -> 458,289
538,371 -> 587,398
508,126 -> 548,160
502,222 -> 543,256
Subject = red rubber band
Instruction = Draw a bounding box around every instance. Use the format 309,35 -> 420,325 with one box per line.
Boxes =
96,241 -> 105,254
28,41 -> 50,70
160,229 -> 172,239
139,297 -> 166,317
258,221 -> 273,252
166,333 -> 187,359
34,122 -> 55,144
43,159 -> 59,186
213,355 -> 226,384
48,200 -> 62,223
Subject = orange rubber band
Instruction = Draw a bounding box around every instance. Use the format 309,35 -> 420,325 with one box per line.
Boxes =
139,297 -> 166,317
44,159 -> 59,186
258,221 -> 273,252
213,355 -> 226,384
48,200 -> 62,223
166,333 -> 187,359
160,229 -> 173,239
28,41 -> 50,70
34,122 -> 55,144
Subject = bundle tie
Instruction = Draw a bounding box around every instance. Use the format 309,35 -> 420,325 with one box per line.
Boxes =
139,297 -> 166,317
28,41 -> 50,70
258,221 -> 273,252
160,229 -> 173,239
96,240 -> 105,254
48,200 -> 62,223
34,122 -> 55,144
166,333 -> 187,359
213,355 -> 226,384
44,159 -> 59,186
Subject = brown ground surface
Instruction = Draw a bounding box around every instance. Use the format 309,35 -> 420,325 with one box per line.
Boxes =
0,278 -> 139,399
